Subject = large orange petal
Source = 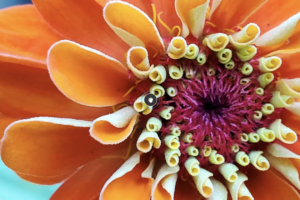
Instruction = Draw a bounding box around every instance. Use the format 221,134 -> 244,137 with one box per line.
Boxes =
0,60 -> 111,119
90,106 -> 139,144
48,40 -> 135,107
276,52 -> 300,79
50,157 -> 125,200
174,177 -> 203,200
0,113 -> 18,140
152,0 -> 181,38
210,0 -> 267,29
0,117 -> 131,184
32,0 -> 129,61
103,1 -> 165,57
0,5 -> 63,68
100,152 -> 154,200
246,169 -> 300,200
242,0 -> 300,35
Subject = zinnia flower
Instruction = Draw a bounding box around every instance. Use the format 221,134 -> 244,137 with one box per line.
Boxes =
1,0 -> 300,199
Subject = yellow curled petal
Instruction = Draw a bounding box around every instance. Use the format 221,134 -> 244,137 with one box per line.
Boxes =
236,45 -> 257,61
167,36 -> 187,59
259,56 -> 282,73
269,119 -> 297,144
219,163 -> 239,183
146,117 -> 162,132
209,150 -> 225,165
168,65 -> 183,80
207,67 -> 216,76
253,111 -> 262,121
257,128 -> 275,142
227,172 -> 253,200
270,91 -> 294,108
224,60 -> 235,70
275,78 -> 300,98
258,73 -> 274,88
185,44 -> 199,59
240,78 -> 251,86
240,63 -> 253,76
248,132 -> 260,143
193,168 -> 214,198
202,33 -> 229,52
240,133 -> 249,142
170,126 -> 181,136
134,95 -> 147,112
185,67 -> 195,79
126,46 -> 153,79
137,129 -> 161,153
255,87 -> 264,96
286,102 -> 300,117
208,178 -> 228,200
164,135 -> 180,150
235,151 -> 250,166
229,23 -> 260,49
149,65 -> 167,84
216,49 -> 232,64
186,145 -> 199,156
159,106 -> 174,120
185,157 -> 200,176
249,151 -> 270,171
165,149 -> 181,167
197,52 -> 207,65
150,84 -> 165,98
142,106 -> 152,115
202,145 -> 212,157
231,144 -> 240,153
167,87 -> 177,97
261,103 -> 275,115
181,132 -> 193,143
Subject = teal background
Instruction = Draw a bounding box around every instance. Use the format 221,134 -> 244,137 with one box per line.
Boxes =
0,2 -> 62,200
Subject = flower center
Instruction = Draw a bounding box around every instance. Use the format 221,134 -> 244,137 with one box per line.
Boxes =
125,22 -> 296,182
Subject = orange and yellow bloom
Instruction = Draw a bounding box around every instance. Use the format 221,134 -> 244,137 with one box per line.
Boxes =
1,0 -> 300,199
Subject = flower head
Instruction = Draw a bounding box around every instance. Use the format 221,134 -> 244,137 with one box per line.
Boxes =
1,0 -> 300,199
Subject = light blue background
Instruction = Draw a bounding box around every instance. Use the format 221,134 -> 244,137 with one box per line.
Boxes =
0,1 -> 61,200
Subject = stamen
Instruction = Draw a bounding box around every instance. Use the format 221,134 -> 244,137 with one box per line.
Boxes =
167,87 -> 177,97
240,133 -> 249,142
159,106 -> 174,120
182,133 -> 193,143
219,163 -> 239,183
150,84 -> 165,97
202,146 -> 212,157
240,63 -> 253,76
235,151 -> 250,166
170,126 -> 181,136
164,135 -> 180,149
168,65 -> 184,79
165,149 -> 181,167
205,21 -> 216,27
197,53 -> 207,65
248,132 -> 260,143
225,60 -> 235,70
185,44 -> 200,59
185,67 -> 195,79
151,4 -> 157,25
261,103 -> 275,115
231,144 -> 240,153
217,49 -> 232,64
209,150 -> 225,165
157,12 -> 172,35
146,117 -> 162,132
258,73 -> 274,88
253,111 -> 263,120
255,87 -> 264,96
185,157 -> 201,176
186,145 -> 199,156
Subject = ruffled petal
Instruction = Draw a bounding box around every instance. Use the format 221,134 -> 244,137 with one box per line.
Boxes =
175,0 -> 209,38
276,52 -> 300,79
242,0 -> 300,35
255,13 -> 300,55
174,178 -> 202,200
50,157 -> 125,200
32,0 -> 128,61
0,117 -> 130,184
0,5 -> 63,68
210,0 -> 267,29
100,152 -> 154,200
90,106 -> 139,144
152,0 -> 181,38
151,165 -> 180,200
47,40 -> 135,107
246,169 -> 300,200
103,1 -> 164,57
0,60 -> 111,119
281,109 -> 300,134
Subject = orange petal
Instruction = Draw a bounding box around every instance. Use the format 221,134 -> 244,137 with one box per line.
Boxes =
48,40 -> 135,107
276,52 -> 300,79
0,113 -> 18,140
90,106 -> 139,144
152,0 -> 181,38
0,117 -> 131,184
175,0 -> 209,38
0,60 -> 111,119
210,0 -> 267,29
103,1 -> 164,57
246,169 -> 300,200
100,152 -> 155,200
32,0 -> 129,61
17,172 -> 74,185
0,5 -> 63,68
174,177 -> 203,200
242,0 -> 300,35
51,157 -> 125,200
